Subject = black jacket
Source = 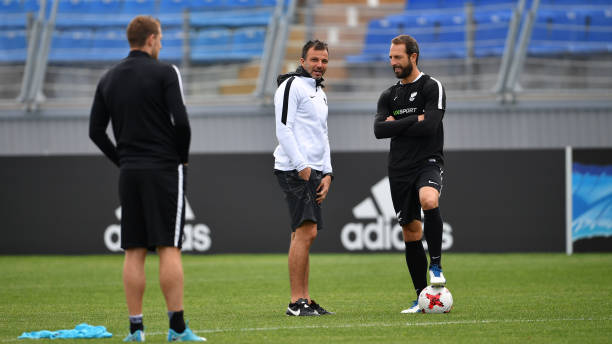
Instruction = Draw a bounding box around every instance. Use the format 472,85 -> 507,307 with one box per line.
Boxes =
89,50 -> 190,169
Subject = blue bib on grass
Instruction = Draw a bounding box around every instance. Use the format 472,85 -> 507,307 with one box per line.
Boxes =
18,323 -> 112,339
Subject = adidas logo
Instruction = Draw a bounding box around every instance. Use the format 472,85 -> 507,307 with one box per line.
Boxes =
340,177 -> 454,251
103,198 -> 212,252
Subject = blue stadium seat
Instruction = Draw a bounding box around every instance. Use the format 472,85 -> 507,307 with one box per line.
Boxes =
91,29 -> 129,61
159,0 -> 189,28
23,0 -> 52,14
0,30 -> 27,62
58,0 -> 89,13
226,0 -> 258,7
121,0 -> 157,15
190,28 -> 232,62
258,0 -> 277,7
530,9 -> 587,54
0,14 -> 27,29
405,0 -> 443,10
401,12 -> 466,58
190,8 -> 272,27
473,9 -> 512,57
189,0 -> 225,9
49,29 -> 94,62
0,0 -> 22,12
88,0 -> 122,13
230,26 -> 265,59
159,29 -> 185,61
160,0 -> 190,12
582,9 -> 612,52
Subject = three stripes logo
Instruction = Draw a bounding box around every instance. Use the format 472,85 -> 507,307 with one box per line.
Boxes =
103,199 -> 212,252
340,177 -> 454,251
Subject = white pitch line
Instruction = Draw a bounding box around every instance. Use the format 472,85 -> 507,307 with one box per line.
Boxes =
162,316 -> 612,335
4,317 -> 611,342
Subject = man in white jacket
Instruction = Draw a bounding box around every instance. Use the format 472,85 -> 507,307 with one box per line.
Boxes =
273,40 -> 334,317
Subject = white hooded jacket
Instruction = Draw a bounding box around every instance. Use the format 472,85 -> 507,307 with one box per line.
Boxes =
273,68 -> 332,174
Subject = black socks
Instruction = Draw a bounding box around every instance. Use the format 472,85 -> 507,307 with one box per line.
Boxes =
168,310 -> 186,333
424,207 -> 443,267
404,240 -> 428,298
129,314 -> 143,334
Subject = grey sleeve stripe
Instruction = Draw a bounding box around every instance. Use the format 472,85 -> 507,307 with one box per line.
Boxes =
171,64 -> 185,105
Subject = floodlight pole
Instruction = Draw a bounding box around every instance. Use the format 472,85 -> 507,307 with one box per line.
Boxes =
254,0 -> 283,103
464,1 -> 475,90
17,0 -> 46,104
26,0 -> 59,111
493,0 -> 525,103
265,0 -> 297,100
504,0 -> 540,104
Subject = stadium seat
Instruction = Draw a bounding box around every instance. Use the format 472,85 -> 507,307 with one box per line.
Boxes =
473,9 -> 512,57
88,0 -> 122,13
121,0 -> 157,15
190,28 -> 231,62
49,29 -> 94,62
159,29 -> 185,61
405,0 -> 443,10
226,0 -> 258,7
582,9 -> 612,52
160,0 -> 191,12
190,8 -> 272,27
91,29 -> 130,61
530,9 -> 589,54
158,0 -> 190,28
258,0 -> 277,7
189,0 -> 225,9
0,29 -> 27,62
58,0 -> 89,13
0,0 -> 22,12
230,27 -> 265,59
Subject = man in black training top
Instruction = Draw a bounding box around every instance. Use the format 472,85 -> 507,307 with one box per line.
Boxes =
89,15 -> 205,341
374,34 -> 447,314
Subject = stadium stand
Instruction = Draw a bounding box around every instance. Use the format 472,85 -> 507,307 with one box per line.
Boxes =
348,0 -> 612,62
1,0 -> 610,103
0,30 -> 27,63
1,0 -> 274,64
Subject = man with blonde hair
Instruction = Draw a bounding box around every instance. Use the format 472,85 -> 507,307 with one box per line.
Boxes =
89,15 -> 205,341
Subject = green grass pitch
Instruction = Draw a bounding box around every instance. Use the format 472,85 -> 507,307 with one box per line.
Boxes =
1,253 -> 611,343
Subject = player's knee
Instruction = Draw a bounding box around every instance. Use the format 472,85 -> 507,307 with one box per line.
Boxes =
296,221 -> 318,243
402,222 -> 423,242
402,230 -> 422,242
420,197 -> 438,210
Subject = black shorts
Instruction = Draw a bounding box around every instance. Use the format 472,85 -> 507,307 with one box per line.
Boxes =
389,161 -> 443,226
119,165 -> 186,250
275,169 -> 323,231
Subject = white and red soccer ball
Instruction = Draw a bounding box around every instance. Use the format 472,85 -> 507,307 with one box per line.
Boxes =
418,285 -> 453,313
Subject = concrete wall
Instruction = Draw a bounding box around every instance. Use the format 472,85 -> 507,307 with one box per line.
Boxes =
1,99 -> 611,156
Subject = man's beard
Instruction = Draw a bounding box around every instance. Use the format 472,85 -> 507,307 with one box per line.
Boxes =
393,63 -> 412,79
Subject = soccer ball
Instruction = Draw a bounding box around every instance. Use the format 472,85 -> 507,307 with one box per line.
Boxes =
418,285 -> 453,313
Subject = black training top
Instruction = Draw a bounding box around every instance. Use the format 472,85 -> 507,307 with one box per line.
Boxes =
374,72 -> 446,176
89,50 -> 190,169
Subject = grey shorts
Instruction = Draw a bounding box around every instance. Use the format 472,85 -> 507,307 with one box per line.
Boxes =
274,169 -> 323,231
